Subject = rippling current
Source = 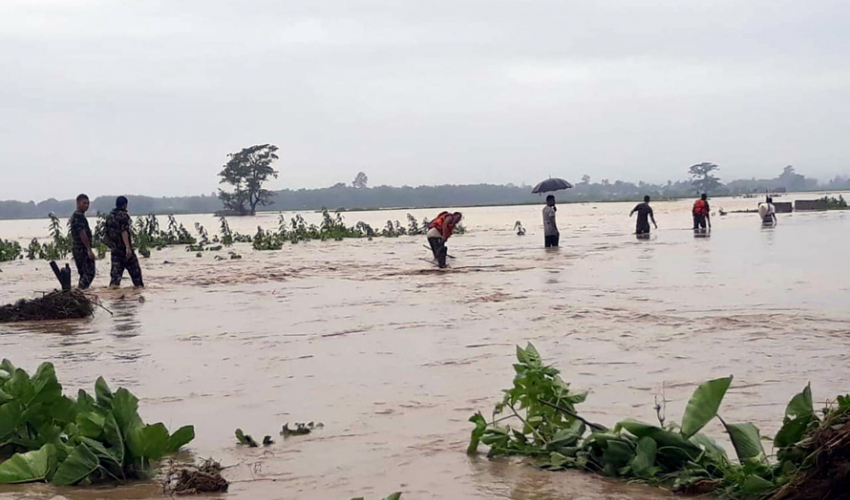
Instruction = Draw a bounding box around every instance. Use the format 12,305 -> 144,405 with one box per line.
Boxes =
1,194 -> 848,500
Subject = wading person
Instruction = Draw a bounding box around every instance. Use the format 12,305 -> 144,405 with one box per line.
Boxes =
759,196 -> 777,226
106,196 -> 144,288
692,193 -> 711,231
426,211 -> 462,269
630,195 -> 658,236
543,195 -> 559,247
70,194 -> 96,289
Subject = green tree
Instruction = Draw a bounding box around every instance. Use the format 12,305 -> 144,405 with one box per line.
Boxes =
689,162 -> 721,193
352,172 -> 369,189
218,144 -> 280,215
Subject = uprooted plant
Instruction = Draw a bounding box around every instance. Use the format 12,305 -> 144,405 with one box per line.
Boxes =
0,359 -> 194,486
468,343 -> 850,500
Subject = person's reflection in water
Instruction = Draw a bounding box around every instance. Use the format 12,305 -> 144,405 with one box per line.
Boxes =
110,294 -> 143,338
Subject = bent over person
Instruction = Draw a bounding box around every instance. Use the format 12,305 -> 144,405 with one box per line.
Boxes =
106,196 -> 144,288
70,193 -> 96,289
426,211 -> 462,269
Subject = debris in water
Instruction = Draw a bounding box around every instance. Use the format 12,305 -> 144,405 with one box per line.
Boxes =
162,459 -> 228,495
262,435 -> 274,446
0,289 -> 94,323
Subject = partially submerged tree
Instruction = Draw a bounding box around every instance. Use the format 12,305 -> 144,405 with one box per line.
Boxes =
352,172 -> 368,189
689,162 -> 721,193
218,144 -> 280,215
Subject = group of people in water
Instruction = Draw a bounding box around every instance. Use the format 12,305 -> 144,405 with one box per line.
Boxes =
68,194 -> 144,290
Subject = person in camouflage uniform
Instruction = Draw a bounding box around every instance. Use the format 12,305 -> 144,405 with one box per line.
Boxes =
106,196 -> 144,288
70,194 -> 96,289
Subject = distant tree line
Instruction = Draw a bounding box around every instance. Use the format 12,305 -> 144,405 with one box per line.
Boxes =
1,164 -> 849,220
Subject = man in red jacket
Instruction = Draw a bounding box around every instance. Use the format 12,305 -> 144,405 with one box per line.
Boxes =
426,211 -> 462,268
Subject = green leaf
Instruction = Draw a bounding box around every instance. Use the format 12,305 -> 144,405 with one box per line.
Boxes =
785,384 -> 813,419
76,411 -> 106,439
94,377 -> 113,408
741,474 -> 776,495
602,440 -> 635,471
0,388 -> 12,404
111,388 -> 142,437
383,494 -> 402,500
0,359 -> 15,379
774,416 -> 812,449
681,376 -> 732,439
166,425 -> 195,453
128,423 -> 171,461
0,444 -> 57,484
617,420 -> 703,460
49,396 -> 79,425
51,443 -> 100,486
722,421 -> 766,462
78,437 -> 122,470
0,401 -> 23,441
101,413 -> 124,464
467,412 -> 487,455
630,437 -> 658,477
76,389 -> 96,414
29,363 -> 62,406
689,432 -> 728,463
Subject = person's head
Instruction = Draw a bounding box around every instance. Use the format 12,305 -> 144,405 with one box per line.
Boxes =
452,212 -> 463,223
116,196 -> 128,210
75,194 -> 90,212
546,195 -> 555,206
701,193 -> 707,200
644,195 -> 651,203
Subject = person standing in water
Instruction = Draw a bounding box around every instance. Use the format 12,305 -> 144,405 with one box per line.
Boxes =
692,193 -> 711,231
426,211 -> 462,269
630,195 -> 658,236
759,196 -> 777,225
69,194 -> 96,289
106,196 -> 144,288
542,195 -> 559,247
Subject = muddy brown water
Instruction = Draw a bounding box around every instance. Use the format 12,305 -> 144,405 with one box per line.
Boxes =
1,195 -> 849,500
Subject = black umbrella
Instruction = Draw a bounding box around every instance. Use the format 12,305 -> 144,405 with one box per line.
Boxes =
531,177 -> 573,194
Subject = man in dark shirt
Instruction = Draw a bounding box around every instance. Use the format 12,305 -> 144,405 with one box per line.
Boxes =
107,196 -> 144,288
70,194 -> 96,289
630,196 -> 658,236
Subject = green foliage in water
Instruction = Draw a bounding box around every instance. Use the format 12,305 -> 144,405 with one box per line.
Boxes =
468,343 -> 850,499
0,360 -> 194,486
350,493 -> 401,500
0,238 -> 22,262
24,214 -> 73,260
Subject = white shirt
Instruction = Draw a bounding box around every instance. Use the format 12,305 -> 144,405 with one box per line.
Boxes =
542,205 -> 558,236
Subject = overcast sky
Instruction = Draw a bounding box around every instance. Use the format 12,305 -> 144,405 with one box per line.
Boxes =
2,0 -> 849,201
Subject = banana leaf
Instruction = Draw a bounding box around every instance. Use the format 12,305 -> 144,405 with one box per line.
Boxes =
722,421 -> 765,462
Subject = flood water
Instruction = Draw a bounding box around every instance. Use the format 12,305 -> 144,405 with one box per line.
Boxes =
1,194 -> 849,500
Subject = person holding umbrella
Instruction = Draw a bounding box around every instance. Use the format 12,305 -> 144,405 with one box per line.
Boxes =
532,177 -> 572,248
543,195 -> 559,247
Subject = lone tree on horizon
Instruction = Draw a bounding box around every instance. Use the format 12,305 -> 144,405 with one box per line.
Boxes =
352,171 -> 368,189
218,144 -> 280,216
689,162 -> 721,193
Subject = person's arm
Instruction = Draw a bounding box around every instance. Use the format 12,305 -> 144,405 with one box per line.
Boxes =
122,231 -> 132,258
772,213 -> 777,223
630,206 -> 636,217
80,231 -> 95,259
650,208 -> 657,228
442,221 -> 452,240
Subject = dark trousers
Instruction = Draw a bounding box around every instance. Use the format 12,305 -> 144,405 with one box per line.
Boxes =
636,223 -> 650,235
693,214 -> 707,230
73,249 -> 96,289
110,251 -> 144,287
428,237 -> 448,268
544,234 -> 560,248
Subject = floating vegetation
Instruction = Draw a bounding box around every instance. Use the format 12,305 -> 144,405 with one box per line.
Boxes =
468,343 -> 850,500
0,289 -> 94,323
234,429 -> 259,448
281,422 -> 323,438
0,238 -> 21,262
162,459 -> 228,495
514,221 -> 526,236
350,493 -> 401,500
0,361 -> 194,485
